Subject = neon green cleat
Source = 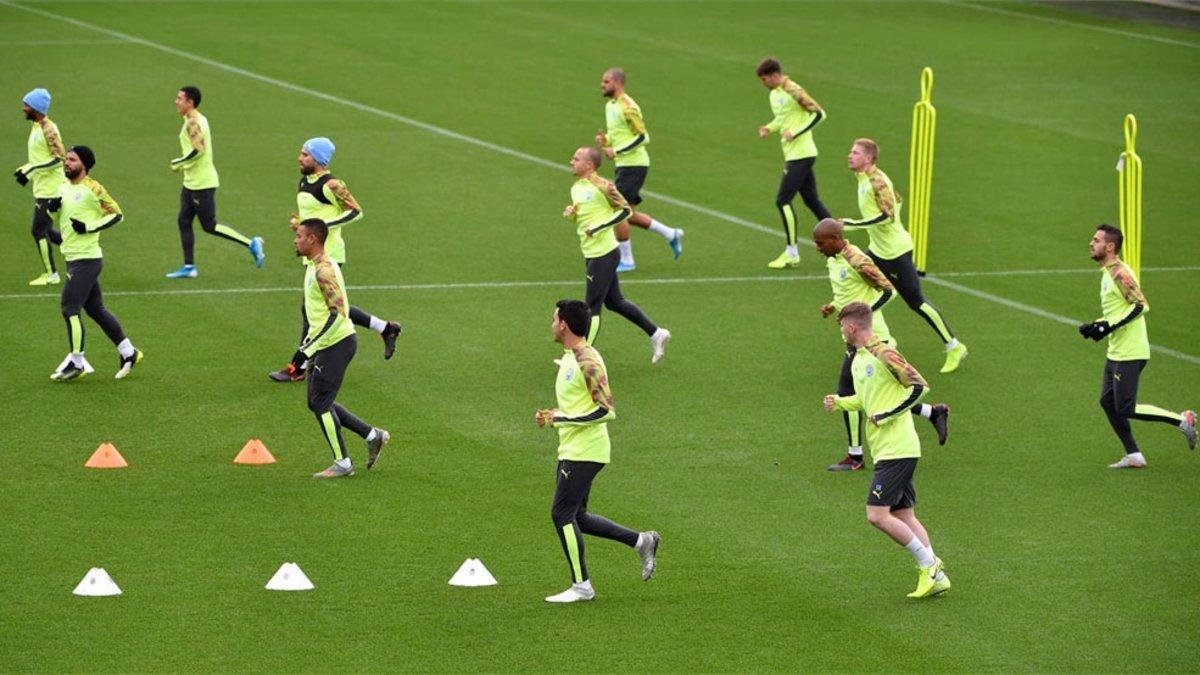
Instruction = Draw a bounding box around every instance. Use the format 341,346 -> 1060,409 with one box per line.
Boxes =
940,342 -> 968,373
766,251 -> 800,269
907,557 -> 951,598
29,272 -> 61,286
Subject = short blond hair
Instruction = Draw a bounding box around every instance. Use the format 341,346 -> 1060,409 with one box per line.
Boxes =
837,301 -> 873,326
853,138 -> 879,161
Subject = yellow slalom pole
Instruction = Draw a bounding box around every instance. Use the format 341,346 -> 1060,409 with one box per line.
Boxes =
908,67 -> 936,275
1117,114 -> 1143,280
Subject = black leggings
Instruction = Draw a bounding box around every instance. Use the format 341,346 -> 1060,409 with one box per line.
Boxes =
585,248 -> 657,343
32,198 -> 62,273
1100,359 -> 1179,455
61,258 -> 126,352
551,459 -> 639,583
868,249 -> 955,343
775,158 -> 831,245
307,335 -> 372,459
178,187 -> 247,265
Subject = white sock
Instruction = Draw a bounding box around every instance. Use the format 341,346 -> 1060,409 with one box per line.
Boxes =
335,457 -> 352,469
575,579 -> 594,592
918,404 -> 933,419
117,338 -> 135,359
1128,451 -> 1146,462
619,240 -> 634,265
905,536 -> 936,568
366,428 -> 378,442
786,244 -> 799,257
70,352 -> 85,368
647,219 -> 673,240
635,532 -> 645,548
651,328 -> 668,341
946,338 -> 959,351
848,446 -> 863,457
368,316 -> 387,333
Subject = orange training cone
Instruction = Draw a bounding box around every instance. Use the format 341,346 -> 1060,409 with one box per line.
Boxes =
85,443 -> 128,469
234,439 -> 276,465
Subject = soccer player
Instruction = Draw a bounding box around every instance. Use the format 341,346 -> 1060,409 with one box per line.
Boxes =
836,138 -> 968,374
49,146 -> 143,382
269,138 -> 402,381
823,301 -> 950,598
756,58 -> 830,269
14,88 -> 66,286
290,218 -> 391,478
535,299 -> 660,603
1080,224 -> 1196,468
165,86 -> 264,278
563,146 -> 671,363
594,67 -> 683,272
813,219 -> 948,471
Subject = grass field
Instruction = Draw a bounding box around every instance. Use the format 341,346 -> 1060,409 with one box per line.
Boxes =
2,0 -> 1199,671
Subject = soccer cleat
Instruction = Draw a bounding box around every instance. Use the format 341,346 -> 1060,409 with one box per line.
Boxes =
827,455 -> 864,472
114,349 -> 144,380
249,237 -> 266,268
907,557 -> 950,598
366,428 -> 391,469
29,272 -> 60,286
165,264 -> 197,279
1109,453 -> 1147,469
616,261 -> 636,273
636,531 -> 660,581
268,364 -> 306,382
313,462 -> 355,479
1180,410 -> 1197,451
381,321 -> 403,360
544,581 -> 595,604
940,342 -> 968,373
930,404 -> 950,446
766,251 -> 800,269
669,229 -> 685,260
650,328 -> 671,364
51,362 -> 87,382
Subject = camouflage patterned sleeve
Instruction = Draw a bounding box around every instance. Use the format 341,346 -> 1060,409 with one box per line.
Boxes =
185,116 -> 206,154
576,347 -> 615,412
847,248 -> 894,291
40,119 -> 66,160
85,179 -> 123,231
622,99 -> 647,135
1109,263 -> 1149,310
313,260 -> 349,316
878,346 -> 928,389
782,78 -> 821,112
870,173 -> 898,219
324,178 -> 363,227
589,174 -> 630,212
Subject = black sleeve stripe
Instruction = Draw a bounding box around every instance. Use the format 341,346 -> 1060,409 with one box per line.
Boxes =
92,214 -> 123,232
171,149 -> 199,165
301,311 -> 339,350
553,406 -> 610,424
1111,303 -> 1145,331
325,209 -> 360,227
870,289 -> 892,312
615,134 -> 646,153
843,213 -> 889,227
875,385 -> 924,422
28,158 -> 62,170
790,109 -> 824,137
589,209 -> 630,233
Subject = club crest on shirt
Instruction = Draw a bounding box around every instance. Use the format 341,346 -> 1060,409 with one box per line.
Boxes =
839,268 -> 849,280
564,368 -> 575,381
865,364 -> 875,377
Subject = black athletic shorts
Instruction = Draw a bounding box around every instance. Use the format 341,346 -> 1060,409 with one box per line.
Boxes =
614,166 -> 648,206
867,458 -> 918,510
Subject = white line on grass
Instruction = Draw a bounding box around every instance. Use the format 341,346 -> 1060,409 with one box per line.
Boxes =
941,0 -> 1200,50
0,38 -> 132,45
4,0 -> 1198,365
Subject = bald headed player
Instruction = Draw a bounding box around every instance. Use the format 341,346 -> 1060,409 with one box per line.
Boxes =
814,219 -> 948,471
14,88 -> 66,286
837,138 -> 967,374
594,67 -> 683,272
563,146 -> 671,363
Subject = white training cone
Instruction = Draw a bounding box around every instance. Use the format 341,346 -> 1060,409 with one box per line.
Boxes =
73,567 -> 122,596
265,562 -> 314,591
448,558 -> 498,587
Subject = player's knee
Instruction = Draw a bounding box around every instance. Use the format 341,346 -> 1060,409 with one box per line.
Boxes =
307,396 -> 331,415
199,217 -> 218,234
907,295 -> 927,311
1113,399 -> 1137,417
1099,394 -> 1117,413
865,507 -> 888,527
774,197 -> 791,209
550,506 -> 573,528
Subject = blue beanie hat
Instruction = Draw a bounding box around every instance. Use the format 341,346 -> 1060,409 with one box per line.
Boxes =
23,88 -> 51,115
303,137 -> 335,166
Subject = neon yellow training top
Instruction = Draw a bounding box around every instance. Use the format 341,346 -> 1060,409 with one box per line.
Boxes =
834,339 -> 928,462
553,343 -> 616,463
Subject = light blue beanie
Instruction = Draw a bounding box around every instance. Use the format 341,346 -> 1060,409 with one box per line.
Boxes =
303,137 -> 335,166
23,88 -> 51,115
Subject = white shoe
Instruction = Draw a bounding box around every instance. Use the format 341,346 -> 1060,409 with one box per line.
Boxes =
545,581 -> 595,603
1109,452 -> 1147,469
650,328 -> 671,364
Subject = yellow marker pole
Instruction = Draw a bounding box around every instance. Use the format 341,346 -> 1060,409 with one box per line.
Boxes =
1117,114 -> 1143,280
908,67 -> 936,275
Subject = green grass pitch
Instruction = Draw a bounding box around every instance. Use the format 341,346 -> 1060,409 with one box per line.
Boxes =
2,0 -> 1198,670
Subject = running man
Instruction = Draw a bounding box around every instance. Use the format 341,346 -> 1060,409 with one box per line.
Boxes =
824,301 -> 950,598
165,86 -> 264,278
1081,224 -> 1196,468
536,299 -> 660,603
595,67 -> 683,272
49,146 -> 143,382
813,219 -> 948,471
14,88 -> 66,286
837,138 -> 968,373
290,218 -> 391,478
756,57 -> 830,269
563,146 -> 671,363
269,137 -> 402,382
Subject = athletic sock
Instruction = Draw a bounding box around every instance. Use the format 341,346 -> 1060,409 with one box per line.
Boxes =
70,352 -> 85,368
368,316 -> 387,333
647,219 -> 673,240
918,404 -> 933,419
366,428 -> 378,442
619,240 -> 634,265
848,446 -> 863,458
905,536 -> 936,568
116,338 -> 135,359
785,244 -> 799,258
335,457 -> 352,470
946,337 -> 959,351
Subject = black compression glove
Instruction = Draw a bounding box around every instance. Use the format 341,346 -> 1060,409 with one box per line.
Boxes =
13,169 -> 29,187
69,218 -> 87,234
